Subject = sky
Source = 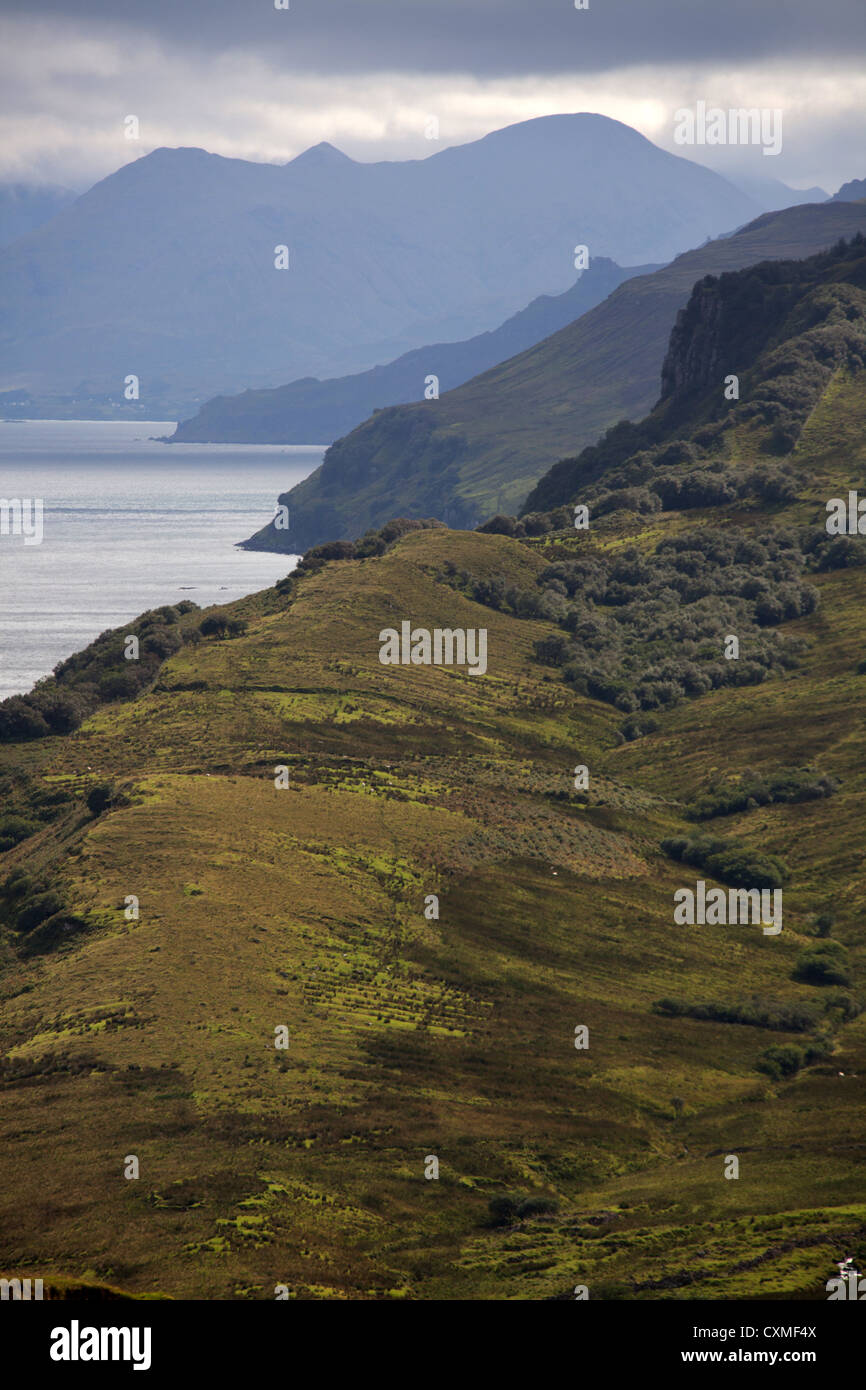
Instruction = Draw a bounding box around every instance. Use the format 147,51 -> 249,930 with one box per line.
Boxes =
0,0 -> 864,194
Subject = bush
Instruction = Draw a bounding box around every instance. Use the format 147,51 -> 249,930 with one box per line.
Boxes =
793,942 -> 852,987
98,669 -> 140,700
755,1044 -> 804,1081
0,816 -> 38,852
0,697 -> 49,741
477,514 -> 518,536
15,890 -> 65,934
516,1197 -> 558,1220
86,784 -> 114,817
199,613 -> 247,640
661,835 -> 788,889
487,1196 -> 518,1227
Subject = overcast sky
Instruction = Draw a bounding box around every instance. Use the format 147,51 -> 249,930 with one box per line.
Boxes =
1,0 -> 864,192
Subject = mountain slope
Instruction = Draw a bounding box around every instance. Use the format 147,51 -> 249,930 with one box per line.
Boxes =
244,201 -> 866,553
170,258 -> 653,444
830,179 -> 866,202
0,115 -> 763,413
1,240 -> 866,1299
523,232 -> 866,515
0,182 -> 75,249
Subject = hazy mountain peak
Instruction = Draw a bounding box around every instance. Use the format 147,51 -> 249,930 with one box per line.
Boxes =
288,140 -> 355,168
831,177 -> 866,202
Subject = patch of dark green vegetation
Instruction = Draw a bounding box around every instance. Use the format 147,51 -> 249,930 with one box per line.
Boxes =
487,1194 -> 559,1228
755,1041 -> 832,1081
793,941 -> 853,988
445,528 -> 817,720
652,996 -> 819,1032
660,834 -> 788,889
0,867 -> 89,957
0,602 -> 200,742
686,767 -> 839,820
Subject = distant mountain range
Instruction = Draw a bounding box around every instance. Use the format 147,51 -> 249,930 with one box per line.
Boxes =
725,172 -> 827,211
243,199 -> 866,554
170,257 -> 657,444
0,114 -> 767,412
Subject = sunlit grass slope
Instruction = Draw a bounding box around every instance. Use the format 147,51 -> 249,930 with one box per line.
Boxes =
2,464 -> 865,1301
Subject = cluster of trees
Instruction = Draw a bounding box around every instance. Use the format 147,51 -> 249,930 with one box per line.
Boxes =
0,602 -> 199,743
687,766 -> 839,820
652,996 -> 818,1033
452,528 -> 817,719
660,833 -> 788,890
755,1041 -> 830,1082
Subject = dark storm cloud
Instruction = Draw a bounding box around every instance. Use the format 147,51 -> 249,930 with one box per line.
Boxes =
3,0 -> 865,74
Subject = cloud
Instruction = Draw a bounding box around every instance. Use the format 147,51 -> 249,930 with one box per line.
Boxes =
0,6 -> 863,191
2,0 -> 865,73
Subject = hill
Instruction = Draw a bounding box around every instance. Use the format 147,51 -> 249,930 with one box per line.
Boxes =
0,115 -> 761,415
1,239 -> 865,1299
831,179 -> 866,203
170,258 -> 653,445
244,201 -> 866,555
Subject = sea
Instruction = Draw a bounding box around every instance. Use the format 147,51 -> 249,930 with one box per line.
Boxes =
0,420 -> 325,700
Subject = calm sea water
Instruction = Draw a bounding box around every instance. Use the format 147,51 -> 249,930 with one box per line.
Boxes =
0,420 -> 324,699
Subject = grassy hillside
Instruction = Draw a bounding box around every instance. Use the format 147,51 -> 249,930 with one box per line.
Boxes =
2,243 -> 866,1301
244,201 -> 866,556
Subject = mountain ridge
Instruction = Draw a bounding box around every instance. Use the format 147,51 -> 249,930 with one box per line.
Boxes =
0,114 -> 764,412
243,200 -> 866,554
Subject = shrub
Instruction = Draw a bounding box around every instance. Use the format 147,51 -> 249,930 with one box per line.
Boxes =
755,1044 -> 804,1081
793,942 -> 852,987
0,816 -> 38,852
15,890 -> 65,934
86,783 -> 114,817
516,1197 -> 558,1220
0,697 -> 49,741
487,1196 -> 518,1227
661,835 -> 788,889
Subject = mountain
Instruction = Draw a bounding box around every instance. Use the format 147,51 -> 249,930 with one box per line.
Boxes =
522,232 -> 866,516
0,115 -> 765,413
729,172 -> 828,211
170,257 -> 655,444
831,178 -> 866,202
244,200 -> 866,554
0,182 -> 75,249
2,239 -> 866,1298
